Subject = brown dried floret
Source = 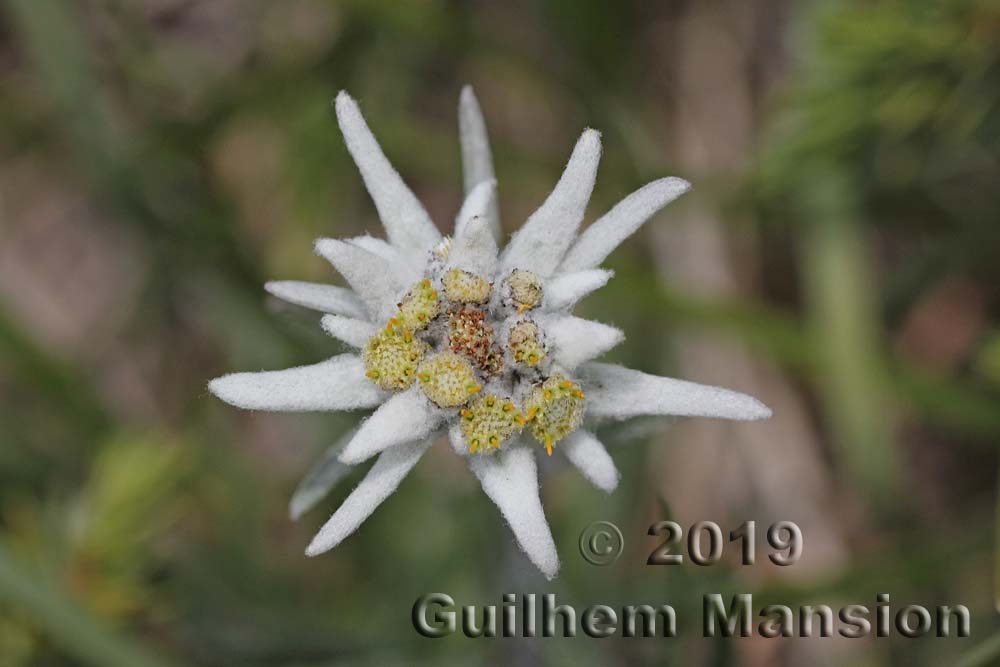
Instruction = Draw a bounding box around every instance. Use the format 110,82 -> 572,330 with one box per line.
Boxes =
447,306 -> 504,376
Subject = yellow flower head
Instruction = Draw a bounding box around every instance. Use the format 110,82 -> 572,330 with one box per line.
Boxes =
363,328 -> 428,390
524,375 -> 586,455
460,394 -> 524,454
416,352 -> 482,408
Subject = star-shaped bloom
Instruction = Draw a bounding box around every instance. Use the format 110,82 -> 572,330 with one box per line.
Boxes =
209,87 -> 771,578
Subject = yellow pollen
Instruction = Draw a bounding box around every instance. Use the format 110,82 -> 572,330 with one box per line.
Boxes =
365,370 -> 379,379
545,439 -> 553,456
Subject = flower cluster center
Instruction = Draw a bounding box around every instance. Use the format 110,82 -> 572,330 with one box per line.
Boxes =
361,259 -> 585,455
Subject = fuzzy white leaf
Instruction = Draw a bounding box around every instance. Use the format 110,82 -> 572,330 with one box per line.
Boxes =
264,281 -> 367,319
335,92 -> 441,256
560,177 -> 690,272
448,422 -> 469,457
454,179 -> 496,239
470,446 -> 559,579
320,314 -> 377,348
538,315 -> 624,370
289,429 -> 356,520
208,354 -> 383,412
543,269 -> 612,311
448,214 -> 498,277
561,430 -> 619,493
500,129 -> 602,278
305,437 -> 433,556
315,238 -> 403,321
339,388 -> 444,464
459,86 -> 501,242
580,362 -> 772,421
347,235 -> 422,283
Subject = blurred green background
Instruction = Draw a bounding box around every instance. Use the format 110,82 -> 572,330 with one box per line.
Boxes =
2,0 -> 1000,665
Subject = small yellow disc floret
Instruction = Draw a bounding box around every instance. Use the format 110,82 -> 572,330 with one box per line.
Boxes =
416,352 -> 482,408
363,328 -> 428,390
397,279 -> 439,330
442,269 -> 492,304
508,319 -> 545,366
524,375 -> 585,455
507,269 -> 542,313
460,394 -> 524,453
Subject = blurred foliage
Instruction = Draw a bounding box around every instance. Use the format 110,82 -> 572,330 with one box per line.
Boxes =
0,0 -> 998,665
755,0 -> 1000,501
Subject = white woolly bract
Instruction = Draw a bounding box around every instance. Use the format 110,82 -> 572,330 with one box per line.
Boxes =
459,86 -> 502,242
560,176 -> 691,272
543,269 -> 612,311
315,238 -> 403,321
454,179 -> 496,241
306,437 -> 434,556
580,362 -> 772,421
339,388 -> 444,464
290,429 -> 356,520
265,281 -> 367,319
208,354 -> 383,412
448,213 -> 499,277
499,129 -> 601,278
561,430 -> 619,493
538,314 -> 624,370
320,314 -> 378,349
346,235 -> 422,284
335,92 -> 441,257
470,446 -> 559,579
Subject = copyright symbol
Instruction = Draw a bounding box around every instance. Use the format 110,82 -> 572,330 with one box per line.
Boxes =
578,521 -> 623,566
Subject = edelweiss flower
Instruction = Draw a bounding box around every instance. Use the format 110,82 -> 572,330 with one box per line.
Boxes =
208,87 -> 771,578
